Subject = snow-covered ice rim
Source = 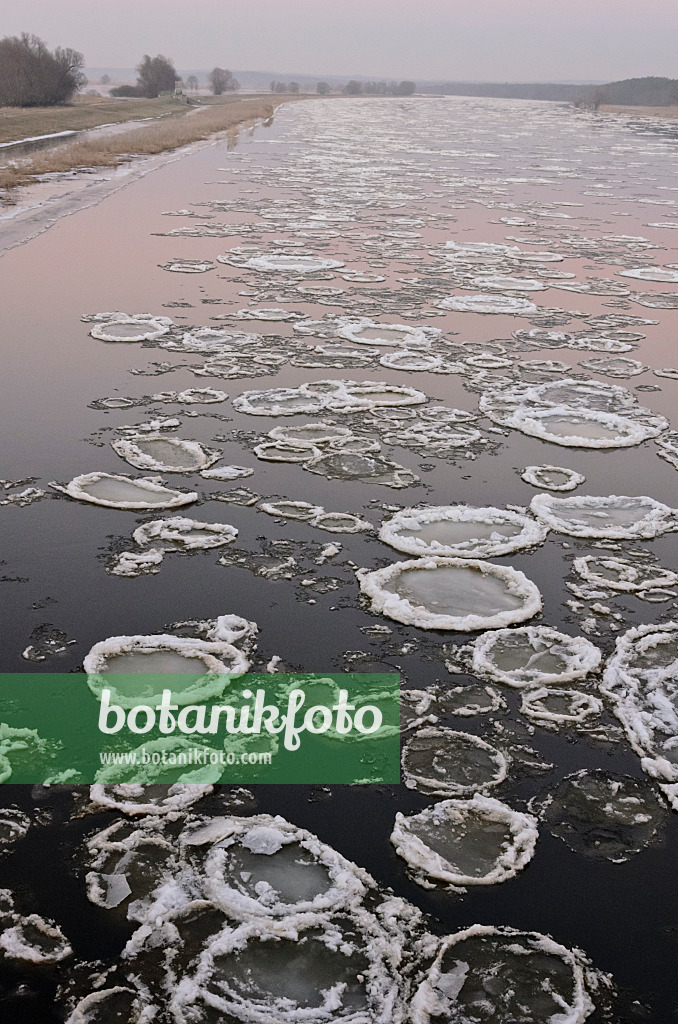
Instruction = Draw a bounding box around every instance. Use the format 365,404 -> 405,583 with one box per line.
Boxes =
50,472 -> 198,510
471,625 -> 602,686
391,794 -> 538,886
378,505 -> 548,558
358,557 -> 542,631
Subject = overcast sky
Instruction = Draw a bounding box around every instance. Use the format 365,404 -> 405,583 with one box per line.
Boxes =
1,0 -> 676,81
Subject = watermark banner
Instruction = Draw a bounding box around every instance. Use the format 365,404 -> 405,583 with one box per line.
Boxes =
0,673 -> 400,784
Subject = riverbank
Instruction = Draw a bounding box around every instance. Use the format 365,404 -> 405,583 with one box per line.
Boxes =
599,103 -> 678,119
0,93 -> 306,192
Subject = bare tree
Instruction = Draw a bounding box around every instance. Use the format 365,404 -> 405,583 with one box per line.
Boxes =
186,74 -> 199,92
100,73 -> 111,85
317,81 -> 331,95
0,34 -> 86,106
288,81 -> 300,94
136,54 -> 177,97
208,67 -> 239,95
344,80 -> 362,95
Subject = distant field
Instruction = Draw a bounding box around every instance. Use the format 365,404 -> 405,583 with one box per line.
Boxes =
0,94 -> 203,146
600,103 -> 678,119
0,94 -> 306,191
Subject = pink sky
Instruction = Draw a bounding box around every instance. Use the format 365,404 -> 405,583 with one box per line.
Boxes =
1,0 -> 676,80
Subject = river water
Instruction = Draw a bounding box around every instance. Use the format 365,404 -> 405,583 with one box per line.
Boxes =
1,96 -> 677,1021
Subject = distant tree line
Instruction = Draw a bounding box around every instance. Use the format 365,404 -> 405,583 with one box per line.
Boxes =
0,33 -> 86,106
342,80 -> 416,96
575,77 -> 678,109
270,81 -> 300,94
208,67 -> 239,94
111,55 -> 178,97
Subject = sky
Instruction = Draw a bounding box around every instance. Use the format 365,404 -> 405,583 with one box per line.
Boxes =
1,0 -> 676,82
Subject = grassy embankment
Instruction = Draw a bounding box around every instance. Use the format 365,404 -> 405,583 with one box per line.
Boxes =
0,93 -> 305,192
598,104 -> 678,119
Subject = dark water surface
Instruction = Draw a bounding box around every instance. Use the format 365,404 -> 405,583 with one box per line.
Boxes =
1,97 -> 677,1021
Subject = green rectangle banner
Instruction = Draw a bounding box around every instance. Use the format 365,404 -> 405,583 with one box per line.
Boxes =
0,673 -> 401,784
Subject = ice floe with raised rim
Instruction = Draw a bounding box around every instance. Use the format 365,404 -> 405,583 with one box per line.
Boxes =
336,318 -> 440,349
618,266 -> 678,282
435,294 -> 538,315
521,464 -> 585,491
133,517 -> 238,551
83,630 -> 249,708
410,925 -> 597,1024
391,794 -> 538,887
378,505 -> 548,558
0,809 -> 30,851
111,436 -> 222,473
470,626 -> 601,688
600,623 -> 678,810
480,378 -> 667,448
0,888 -> 71,964
50,473 -> 197,510
220,252 -> 346,274
89,316 -> 172,343
530,493 -> 678,539
401,726 -> 508,796
573,555 -> 678,594
358,557 -> 542,631
520,688 -> 602,727
540,769 -> 668,862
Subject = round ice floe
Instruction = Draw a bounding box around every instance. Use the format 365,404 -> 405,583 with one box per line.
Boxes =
306,452 -> 418,489
379,505 -> 547,558
337,318 -> 437,349
201,465 -> 254,481
310,511 -> 373,534
236,307 -> 301,321
391,795 -> 538,887
254,441 -> 316,463
90,317 -> 171,342
269,422 -> 352,446
0,913 -> 72,964
436,294 -> 538,315
161,259 -> 215,273
619,266 -> 678,282
500,406 -> 658,448
51,473 -> 197,510
239,254 -> 345,273
66,987 -> 155,1024
411,925 -> 595,1024
169,911 -> 399,1024
521,688 -> 602,726
84,633 -> 248,708
259,499 -> 325,520
480,378 -> 667,448
175,388 -> 229,404
109,548 -> 165,577
111,436 -> 221,473
402,727 -> 508,796
0,809 -> 30,851
89,779 -> 215,815
198,815 -> 372,918
601,623 -> 678,810
531,493 -> 678,539
573,555 -> 678,593
578,356 -> 646,378
471,626 -> 601,688
133,518 -> 238,550
521,465 -> 585,491
542,770 -> 668,862
469,275 -> 547,292
379,351 -> 443,371
359,558 -> 542,631
233,387 -> 327,416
